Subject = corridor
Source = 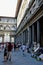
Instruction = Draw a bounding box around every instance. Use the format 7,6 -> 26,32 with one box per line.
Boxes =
0,0 -> 43,65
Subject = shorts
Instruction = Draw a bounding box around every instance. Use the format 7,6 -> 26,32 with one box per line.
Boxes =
23,50 -> 25,52
4,53 -> 7,56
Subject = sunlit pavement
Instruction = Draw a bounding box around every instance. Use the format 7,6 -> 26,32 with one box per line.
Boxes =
0,50 -> 43,65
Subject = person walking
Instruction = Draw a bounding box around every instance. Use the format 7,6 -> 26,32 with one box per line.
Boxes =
21,44 -> 26,55
7,42 -> 12,61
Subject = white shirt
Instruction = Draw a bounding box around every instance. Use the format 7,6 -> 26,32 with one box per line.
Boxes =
22,45 -> 26,50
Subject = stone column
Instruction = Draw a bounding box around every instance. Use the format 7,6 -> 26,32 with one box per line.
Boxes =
29,27 -> 32,48
27,27 -> 29,44
22,32 -> 23,45
32,24 -> 34,44
20,33 -> 22,44
37,21 -> 40,47
32,24 -> 36,50
2,35 -> 4,43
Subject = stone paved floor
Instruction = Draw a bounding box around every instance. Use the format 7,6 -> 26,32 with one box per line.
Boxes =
0,49 -> 43,65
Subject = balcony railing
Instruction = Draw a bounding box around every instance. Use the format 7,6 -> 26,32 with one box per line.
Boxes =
0,21 -> 17,25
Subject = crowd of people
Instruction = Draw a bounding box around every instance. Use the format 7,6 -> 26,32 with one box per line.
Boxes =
0,42 -> 29,62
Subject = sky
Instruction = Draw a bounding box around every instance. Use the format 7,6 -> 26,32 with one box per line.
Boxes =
0,0 -> 18,17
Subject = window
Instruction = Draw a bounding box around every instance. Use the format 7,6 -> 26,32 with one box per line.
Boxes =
11,37 -> 14,42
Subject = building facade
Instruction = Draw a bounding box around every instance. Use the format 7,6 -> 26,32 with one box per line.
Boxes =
0,16 -> 17,43
15,0 -> 43,51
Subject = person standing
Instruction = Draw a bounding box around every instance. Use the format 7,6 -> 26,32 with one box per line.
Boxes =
4,43 -> 8,62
